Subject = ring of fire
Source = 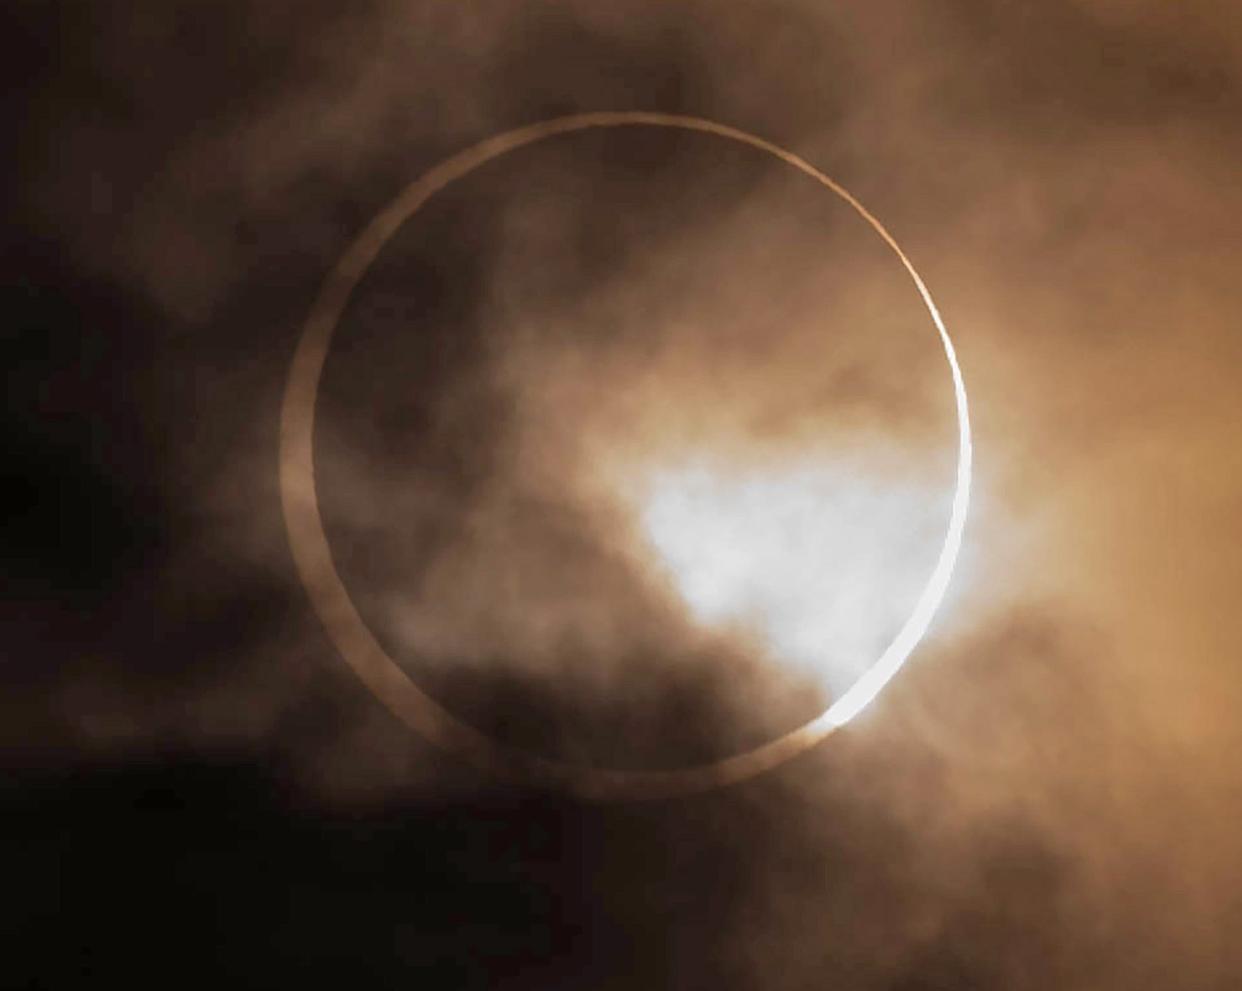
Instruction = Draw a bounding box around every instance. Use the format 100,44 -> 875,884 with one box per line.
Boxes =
279,112 -> 973,800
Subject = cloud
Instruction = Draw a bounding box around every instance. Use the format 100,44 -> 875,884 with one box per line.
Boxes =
6,1 -> 1242,986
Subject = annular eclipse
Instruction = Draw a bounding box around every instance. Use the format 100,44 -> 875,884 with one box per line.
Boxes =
279,111 -> 972,800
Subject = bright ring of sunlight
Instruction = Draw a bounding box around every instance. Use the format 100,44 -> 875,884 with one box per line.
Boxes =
279,112 -> 973,800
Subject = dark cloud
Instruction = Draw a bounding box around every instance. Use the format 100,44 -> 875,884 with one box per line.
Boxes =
5,0 -> 1242,988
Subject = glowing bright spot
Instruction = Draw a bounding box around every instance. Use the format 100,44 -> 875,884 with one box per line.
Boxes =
634,455 -> 948,695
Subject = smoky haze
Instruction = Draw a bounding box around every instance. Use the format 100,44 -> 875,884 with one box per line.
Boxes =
4,1 -> 1241,988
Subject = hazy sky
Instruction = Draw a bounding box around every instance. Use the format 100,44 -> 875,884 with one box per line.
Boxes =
5,2 -> 1242,987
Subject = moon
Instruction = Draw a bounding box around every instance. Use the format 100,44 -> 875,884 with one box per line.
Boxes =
279,111 -> 973,800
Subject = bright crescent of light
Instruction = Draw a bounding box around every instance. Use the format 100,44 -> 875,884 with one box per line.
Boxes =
279,112 -> 972,800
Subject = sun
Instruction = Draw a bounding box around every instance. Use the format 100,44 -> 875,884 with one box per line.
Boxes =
280,111 -> 972,796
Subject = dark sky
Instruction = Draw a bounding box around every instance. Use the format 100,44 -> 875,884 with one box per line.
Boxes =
5,2 -> 1242,988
